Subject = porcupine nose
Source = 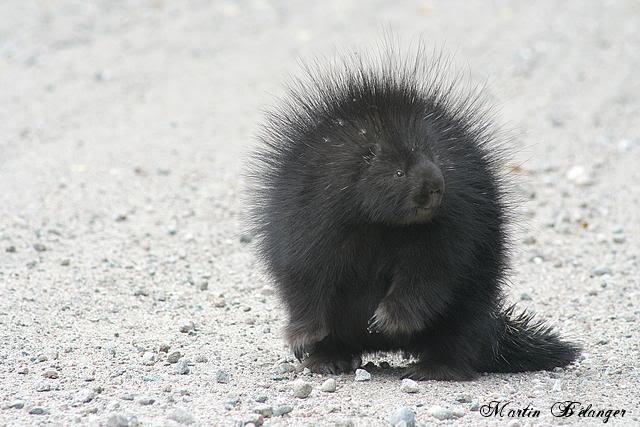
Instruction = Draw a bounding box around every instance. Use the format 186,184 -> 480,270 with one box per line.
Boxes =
412,160 -> 445,209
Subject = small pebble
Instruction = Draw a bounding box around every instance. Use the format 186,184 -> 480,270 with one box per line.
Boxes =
178,320 -> 195,333
273,404 -> 293,416
278,362 -> 296,374
216,370 -> 230,383
121,394 -> 134,401
455,394 -> 471,403
292,379 -> 312,398
612,235 -> 626,244
107,414 -> 130,427
168,408 -> 195,425
29,406 -> 49,415
566,165 -> 592,186
321,378 -> 337,392
138,396 -> 155,406
243,413 -> 264,426
36,383 -> 51,392
5,245 -> 16,253
400,378 -> 419,393
43,369 -> 59,379
469,401 -> 480,411
253,404 -> 273,417
167,351 -> 182,363
254,395 -> 268,403
195,354 -> 208,363
428,405 -> 454,420
354,368 -> 371,381
387,406 -> 416,427
507,421 -> 523,427
452,407 -> 465,418
141,352 -> 156,366
5,400 -> 25,409
592,266 -> 612,276
159,343 -> 170,353
33,243 -> 47,252
552,380 -> 563,392
176,358 -> 190,375
76,388 -> 96,403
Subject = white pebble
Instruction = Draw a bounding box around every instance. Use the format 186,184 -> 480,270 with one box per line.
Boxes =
354,368 -> 371,381
321,378 -> 336,392
428,405 -> 454,420
400,378 -> 419,393
566,165 -> 592,186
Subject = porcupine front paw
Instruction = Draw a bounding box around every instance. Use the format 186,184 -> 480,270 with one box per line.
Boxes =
303,352 -> 362,375
367,299 -> 424,336
285,320 -> 329,361
402,362 -> 477,381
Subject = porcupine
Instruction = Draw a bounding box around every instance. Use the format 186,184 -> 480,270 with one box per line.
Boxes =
247,44 -> 580,380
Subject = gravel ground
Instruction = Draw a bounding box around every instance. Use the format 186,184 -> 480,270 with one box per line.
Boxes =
1,1 -> 639,426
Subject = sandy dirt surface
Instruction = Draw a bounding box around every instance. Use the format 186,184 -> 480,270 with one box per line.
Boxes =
1,1 -> 639,426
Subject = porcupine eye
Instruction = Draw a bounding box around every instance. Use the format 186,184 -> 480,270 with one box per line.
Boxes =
395,170 -> 405,178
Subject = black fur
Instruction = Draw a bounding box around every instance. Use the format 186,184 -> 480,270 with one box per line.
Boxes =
247,45 -> 580,380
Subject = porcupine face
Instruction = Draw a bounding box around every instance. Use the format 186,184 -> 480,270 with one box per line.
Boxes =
355,123 -> 446,226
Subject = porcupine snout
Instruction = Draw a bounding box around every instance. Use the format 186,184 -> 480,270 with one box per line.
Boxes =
411,159 -> 445,211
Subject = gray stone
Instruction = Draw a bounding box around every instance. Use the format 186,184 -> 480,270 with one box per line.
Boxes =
29,406 -> 49,415
278,362 -> 296,373
216,370 -> 230,383
292,379 -> 312,398
106,414 -> 130,427
253,404 -> 273,417
428,405 -> 454,420
33,243 -> 47,252
176,358 -> 190,375
592,266 -> 612,276
387,406 -> 416,427
167,351 -> 182,363
168,408 -> 195,425
4,400 -> 25,409
42,369 -> 59,379
138,396 -> 155,405
273,404 -> 293,416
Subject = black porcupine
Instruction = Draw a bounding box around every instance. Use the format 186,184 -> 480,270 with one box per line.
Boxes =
247,46 -> 580,380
